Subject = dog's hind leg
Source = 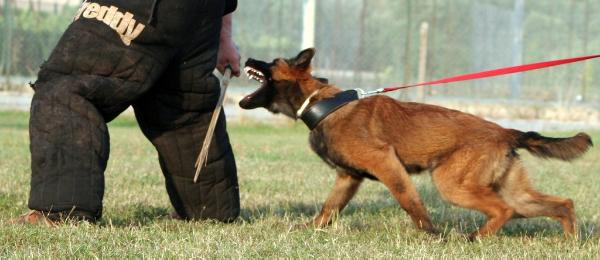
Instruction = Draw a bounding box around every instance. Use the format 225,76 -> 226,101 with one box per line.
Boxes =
498,160 -> 576,236
355,145 -> 437,234
432,147 -> 515,240
307,170 -> 363,228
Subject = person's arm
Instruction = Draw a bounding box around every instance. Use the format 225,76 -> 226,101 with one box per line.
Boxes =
216,14 -> 241,77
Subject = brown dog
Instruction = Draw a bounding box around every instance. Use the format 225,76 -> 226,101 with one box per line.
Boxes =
239,48 -> 593,239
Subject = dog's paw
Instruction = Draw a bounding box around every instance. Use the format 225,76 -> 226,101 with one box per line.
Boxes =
424,227 -> 441,235
467,232 -> 481,242
291,222 -> 312,231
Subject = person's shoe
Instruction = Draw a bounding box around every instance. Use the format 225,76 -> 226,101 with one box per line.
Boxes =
170,211 -> 183,220
10,210 -> 58,227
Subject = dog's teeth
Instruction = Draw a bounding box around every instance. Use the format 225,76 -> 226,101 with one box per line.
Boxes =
243,67 -> 266,83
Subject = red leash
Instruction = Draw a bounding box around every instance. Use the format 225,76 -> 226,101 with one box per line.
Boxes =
362,54 -> 600,95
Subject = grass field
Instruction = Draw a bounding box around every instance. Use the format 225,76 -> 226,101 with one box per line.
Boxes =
1,110 -> 599,258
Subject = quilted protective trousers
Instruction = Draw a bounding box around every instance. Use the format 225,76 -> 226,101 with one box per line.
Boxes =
28,0 -> 239,222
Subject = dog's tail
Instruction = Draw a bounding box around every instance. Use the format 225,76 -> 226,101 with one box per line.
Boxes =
511,130 -> 593,161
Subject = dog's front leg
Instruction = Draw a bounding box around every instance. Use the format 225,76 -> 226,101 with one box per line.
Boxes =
304,170 -> 363,228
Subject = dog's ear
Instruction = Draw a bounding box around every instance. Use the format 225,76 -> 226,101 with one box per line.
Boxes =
294,48 -> 316,70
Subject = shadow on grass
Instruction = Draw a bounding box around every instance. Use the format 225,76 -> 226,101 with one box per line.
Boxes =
42,185 -> 599,242
419,184 -> 600,240
99,204 -> 170,227
239,183 -> 600,241
499,218 -> 600,241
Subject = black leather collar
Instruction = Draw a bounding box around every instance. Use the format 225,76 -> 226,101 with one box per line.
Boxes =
300,90 -> 359,130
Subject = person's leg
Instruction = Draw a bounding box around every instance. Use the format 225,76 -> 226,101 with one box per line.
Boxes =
134,70 -> 241,222
135,106 -> 240,221
29,76 -> 111,222
24,0 -> 207,223
133,64 -> 241,222
133,7 -> 240,221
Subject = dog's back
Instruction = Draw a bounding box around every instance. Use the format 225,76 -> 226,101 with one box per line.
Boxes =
319,94 -> 591,172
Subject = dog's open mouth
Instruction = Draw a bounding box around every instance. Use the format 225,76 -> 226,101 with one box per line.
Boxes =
244,66 -> 266,84
240,64 -> 272,109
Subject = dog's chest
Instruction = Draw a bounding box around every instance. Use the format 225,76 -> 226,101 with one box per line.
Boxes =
308,129 -> 337,167
308,128 -> 377,180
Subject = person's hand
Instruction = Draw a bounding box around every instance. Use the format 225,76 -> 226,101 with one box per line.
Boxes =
216,14 -> 240,77
217,38 -> 240,77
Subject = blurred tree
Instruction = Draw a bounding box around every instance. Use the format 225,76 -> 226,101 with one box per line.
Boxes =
580,0 -> 591,101
1,0 -> 14,89
402,0 -> 412,85
1,0 -> 598,102
353,0 -> 367,86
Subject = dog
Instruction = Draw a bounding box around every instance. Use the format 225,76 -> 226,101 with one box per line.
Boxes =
239,48 -> 593,239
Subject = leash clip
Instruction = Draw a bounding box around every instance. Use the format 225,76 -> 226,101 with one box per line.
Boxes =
355,88 -> 384,98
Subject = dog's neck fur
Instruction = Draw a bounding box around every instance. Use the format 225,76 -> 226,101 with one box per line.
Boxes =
295,80 -> 343,111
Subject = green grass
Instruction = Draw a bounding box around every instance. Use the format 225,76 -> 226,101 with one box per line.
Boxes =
1,110 -> 599,258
